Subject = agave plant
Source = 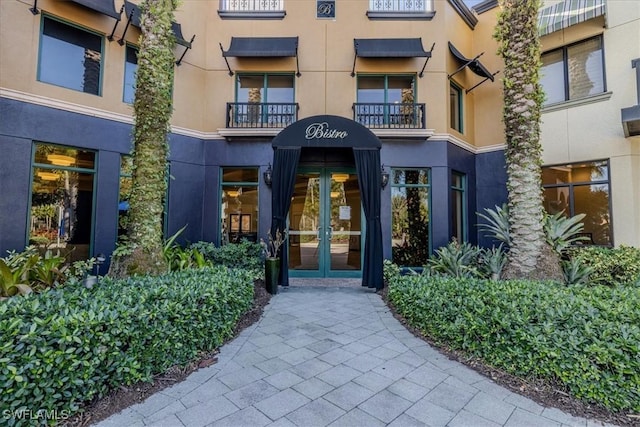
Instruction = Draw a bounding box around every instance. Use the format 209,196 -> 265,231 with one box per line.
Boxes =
476,204 -> 511,246
544,211 -> 589,253
562,257 -> 593,285
428,240 -> 482,278
480,245 -> 507,281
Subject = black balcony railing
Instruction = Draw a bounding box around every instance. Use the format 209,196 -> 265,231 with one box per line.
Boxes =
353,103 -> 426,129
219,0 -> 284,12
226,102 -> 299,128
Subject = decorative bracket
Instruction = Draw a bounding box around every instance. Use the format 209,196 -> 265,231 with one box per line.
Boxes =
419,42 -> 435,78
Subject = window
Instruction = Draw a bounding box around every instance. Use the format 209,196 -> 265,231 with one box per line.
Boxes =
391,168 -> 430,268
367,0 -> 434,17
221,168 -> 259,244
542,160 -> 611,246
450,82 -> 463,132
234,74 -> 296,127
38,16 -> 103,95
218,0 -> 285,19
123,45 -> 138,104
451,172 -> 466,242
30,143 -> 96,262
356,75 -> 416,127
540,36 -> 605,106
118,156 -> 133,238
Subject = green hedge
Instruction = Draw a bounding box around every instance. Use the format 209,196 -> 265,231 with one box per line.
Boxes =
0,267 -> 254,422
388,276 -> 640,412
568,245 -> 640,287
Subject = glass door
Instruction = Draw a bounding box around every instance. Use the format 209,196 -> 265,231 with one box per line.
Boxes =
288,169 -> 362,277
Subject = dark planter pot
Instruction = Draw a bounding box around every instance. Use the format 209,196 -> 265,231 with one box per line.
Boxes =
265,258 -> 280,295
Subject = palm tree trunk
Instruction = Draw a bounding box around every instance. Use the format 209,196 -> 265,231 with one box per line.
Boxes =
110,0 -> 178,277
495,0 -> 563,280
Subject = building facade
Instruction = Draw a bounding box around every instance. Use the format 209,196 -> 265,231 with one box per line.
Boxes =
0,0 -> 637,284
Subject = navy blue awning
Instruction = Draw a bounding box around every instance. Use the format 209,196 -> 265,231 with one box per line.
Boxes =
448,42 -> 494,81
354,38 -> 431,58
221,37 -> 299,57
123,0 -> 192,47
70,0 -> 121,20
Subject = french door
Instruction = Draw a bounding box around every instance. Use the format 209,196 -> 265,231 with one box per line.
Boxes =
288,168 -> 363,277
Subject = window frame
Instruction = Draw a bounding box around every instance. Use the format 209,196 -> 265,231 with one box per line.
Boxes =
449,81 -> 463,133
37,14 -> 105,96
451,171 -> 467,243
123,44 -> 139,104
389,167 -> 432,269
540,35 -> 607,106
220,167 -> 260,245
234,72 -> 296,104
28,142 -> 98,257
541,159 -> 613,246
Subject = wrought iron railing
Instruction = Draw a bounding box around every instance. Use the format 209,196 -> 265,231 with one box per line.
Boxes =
219,0 -> 284,12
226,102 -> 299,128
353,103 -> 426,129
368,0 -> 431,13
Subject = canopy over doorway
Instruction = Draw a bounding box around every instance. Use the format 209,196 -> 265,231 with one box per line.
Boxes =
270,115 -> 384,290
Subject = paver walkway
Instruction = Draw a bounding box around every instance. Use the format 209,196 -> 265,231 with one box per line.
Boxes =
97,281 -> 613,427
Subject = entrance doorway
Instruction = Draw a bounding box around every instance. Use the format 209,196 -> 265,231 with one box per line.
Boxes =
288,168 -> 362,278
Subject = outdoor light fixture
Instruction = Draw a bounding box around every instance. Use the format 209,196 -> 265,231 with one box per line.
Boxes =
332,173 -> 349,183
263,163 -> 273,186
37,171 -> 59,181
95,253 -> 106,283
47,154 -> 75,166
381,165 -> 390,188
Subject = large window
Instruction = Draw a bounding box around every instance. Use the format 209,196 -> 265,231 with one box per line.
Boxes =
451,172 -> 466,242
542,160 -> 611,246
540,36 -> 605,106
356,75 -> 416,126
38,16 -> 103,95
235,74 -> 295,126
391,168 -> 430,267
123,45 -> 138,104
221,168 -> 259,244
450,82 -> 463,133
30,143 -> 96,262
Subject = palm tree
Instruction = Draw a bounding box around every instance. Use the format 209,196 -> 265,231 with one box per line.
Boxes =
110,0 -> 178,277
494,0 -> 563,280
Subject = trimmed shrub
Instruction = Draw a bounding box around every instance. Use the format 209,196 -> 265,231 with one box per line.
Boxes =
0,267 -> 254,421
388,275 -> 640,412
190,240 -> 264,274
568,245 -> 640,287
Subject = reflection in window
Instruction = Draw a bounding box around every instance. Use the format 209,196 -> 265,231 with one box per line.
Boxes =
30,143 -> 96,262
542,160 -> 611,246
221,168 -> 259,244
118,156 -> 133,238
450,82 -> 463,132
235,74 -> 295,126
391,169 -> 430,267
123,45 -> 138,104
451,172 -> 466,242
540,36 -> 605,105
38,16 -> 103,95
356,75 -> 416,127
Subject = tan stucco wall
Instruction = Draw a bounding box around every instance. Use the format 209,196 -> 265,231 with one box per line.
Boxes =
539,1 -> 640,246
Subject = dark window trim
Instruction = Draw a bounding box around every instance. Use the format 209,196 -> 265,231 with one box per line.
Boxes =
450,170 -> 467,242
449,80 -> 463,133
37,14 -> 105,96
542,34 -> 607,104
123,43 -> 138,104
235,72 -> 296,103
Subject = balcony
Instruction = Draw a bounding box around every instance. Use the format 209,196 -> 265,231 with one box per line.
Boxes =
367,0 -> 435,19
218,0 -> 285,19
353,103 -> 426,129
226,102 -> 299,129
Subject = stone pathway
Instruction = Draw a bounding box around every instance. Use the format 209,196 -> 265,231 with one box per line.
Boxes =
96,281 -> 614,427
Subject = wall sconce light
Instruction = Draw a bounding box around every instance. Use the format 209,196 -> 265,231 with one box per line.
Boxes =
381,164 -> 390,188
263,163 -> 273,187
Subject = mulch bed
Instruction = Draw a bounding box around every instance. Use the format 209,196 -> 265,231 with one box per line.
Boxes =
63,281 -> 636,427
63,280 -> 271,427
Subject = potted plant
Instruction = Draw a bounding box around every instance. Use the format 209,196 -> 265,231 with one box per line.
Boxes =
261,229 -> 286,294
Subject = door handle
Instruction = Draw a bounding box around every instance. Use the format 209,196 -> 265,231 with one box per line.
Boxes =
316,228 -> 322,241
327,226 -> 333,241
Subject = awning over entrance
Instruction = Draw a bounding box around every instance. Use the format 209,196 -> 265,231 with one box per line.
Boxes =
538,0 -> 606,37
220,37 -> 301,76
270,115 -> 384,290
352,38 -> 434,77
70,0 -> 121,20
447,42 -> 499,93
